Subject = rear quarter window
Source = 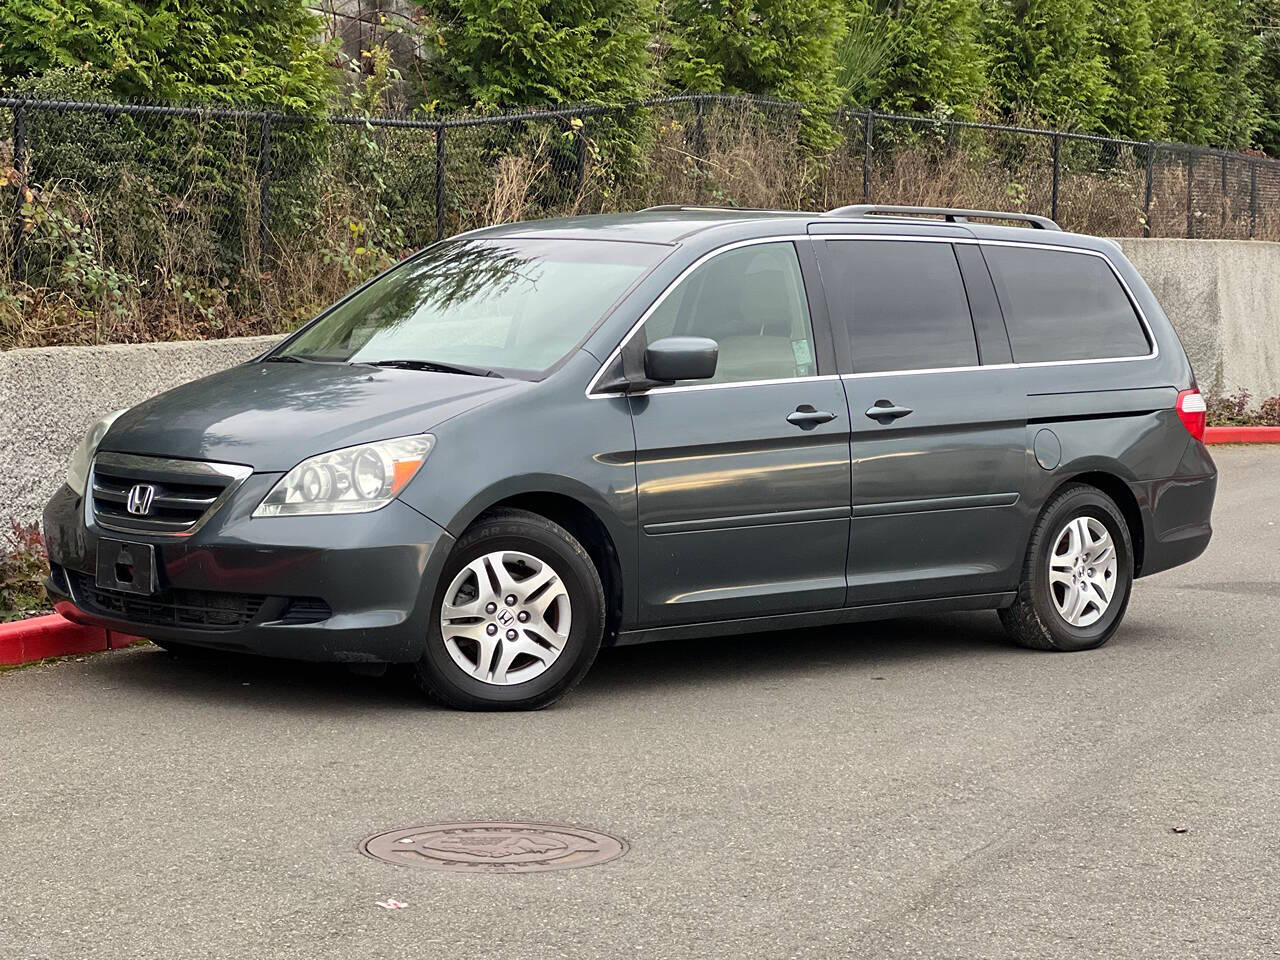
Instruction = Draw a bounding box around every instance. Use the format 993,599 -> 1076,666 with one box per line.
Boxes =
982,246 -> 1151,363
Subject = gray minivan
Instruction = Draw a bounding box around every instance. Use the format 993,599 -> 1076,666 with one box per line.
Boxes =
43,205 -> 1217,709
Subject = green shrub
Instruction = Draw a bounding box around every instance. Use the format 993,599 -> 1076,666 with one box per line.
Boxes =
1259,395 -> 1280,425
1205,390 -> 1254,426
0,521 -> 49,623
1203,390 -> 1280,427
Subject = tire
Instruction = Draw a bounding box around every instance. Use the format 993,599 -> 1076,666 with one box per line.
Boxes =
1000,483 -> 1134,652
414,508 -> 606,710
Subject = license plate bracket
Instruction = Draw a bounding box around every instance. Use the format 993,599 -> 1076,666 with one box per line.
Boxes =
95,538 -> 158,596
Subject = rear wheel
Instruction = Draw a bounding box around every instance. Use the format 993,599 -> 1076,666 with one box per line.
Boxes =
414,509 -> 605,710
1000,484 -> 1134,652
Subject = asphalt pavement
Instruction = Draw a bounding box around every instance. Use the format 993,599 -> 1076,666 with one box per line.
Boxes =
2,446 -> 1278,960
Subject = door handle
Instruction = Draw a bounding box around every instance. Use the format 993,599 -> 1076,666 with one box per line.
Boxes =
865,400 -> 914,424
787,405 -> 837,429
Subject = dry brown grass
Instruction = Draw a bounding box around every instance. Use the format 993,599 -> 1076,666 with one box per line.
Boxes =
484,130 -> 556,225
3,101 -> 1278,351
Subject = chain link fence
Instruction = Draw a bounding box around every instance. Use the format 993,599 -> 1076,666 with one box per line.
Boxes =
3,92 -> 1279,349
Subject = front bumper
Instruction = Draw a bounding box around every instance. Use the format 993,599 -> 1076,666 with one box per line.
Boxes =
42,477 -> 455,663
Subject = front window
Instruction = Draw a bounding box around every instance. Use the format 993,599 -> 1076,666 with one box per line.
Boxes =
276,238 -> 667,377
641,241 -> 818,385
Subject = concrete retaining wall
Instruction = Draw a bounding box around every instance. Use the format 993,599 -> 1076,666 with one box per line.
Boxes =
1,336 -> 278,528
2,238 -> 1278,527
1116,238 -> 1280,399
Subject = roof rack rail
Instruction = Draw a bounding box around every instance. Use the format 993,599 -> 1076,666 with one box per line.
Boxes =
638,204 -> 803,214
824,204 -> 1061,231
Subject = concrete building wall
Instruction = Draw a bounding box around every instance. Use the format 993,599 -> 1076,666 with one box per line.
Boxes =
2,238 -> 1278,527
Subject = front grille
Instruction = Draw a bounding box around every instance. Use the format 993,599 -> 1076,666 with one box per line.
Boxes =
69,572 -> 267,629
90,452 -> 251,536
66,572 -> 332,631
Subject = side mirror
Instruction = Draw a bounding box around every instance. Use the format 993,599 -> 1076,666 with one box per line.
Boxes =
643,336 -> 718,384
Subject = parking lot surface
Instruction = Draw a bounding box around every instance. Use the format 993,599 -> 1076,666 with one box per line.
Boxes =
2,446 -> 1277,960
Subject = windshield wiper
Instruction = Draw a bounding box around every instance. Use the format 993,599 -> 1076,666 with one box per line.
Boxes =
263,354 -> 339,364
358,359 -> 503,378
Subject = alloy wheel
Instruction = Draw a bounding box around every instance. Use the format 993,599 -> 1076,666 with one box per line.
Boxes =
439,550 -> 572,685
1048,516 -> 1118,628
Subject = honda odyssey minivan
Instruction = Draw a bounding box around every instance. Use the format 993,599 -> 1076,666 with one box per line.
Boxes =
43,205 -> 1217,709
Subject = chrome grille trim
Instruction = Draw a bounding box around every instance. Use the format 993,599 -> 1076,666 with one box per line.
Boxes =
88,452 -> 252,538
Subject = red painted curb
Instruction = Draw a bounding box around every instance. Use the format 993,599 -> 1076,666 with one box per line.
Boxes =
1205,426 -> 1280,444
0,613 -> 146,667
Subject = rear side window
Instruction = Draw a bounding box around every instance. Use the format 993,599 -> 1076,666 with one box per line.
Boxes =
824,240 -> 979,373
982,246 -> 1151,363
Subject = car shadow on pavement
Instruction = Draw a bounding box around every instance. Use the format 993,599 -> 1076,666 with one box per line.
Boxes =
84,610 -> 1018,712
88,643 -> 430,714
584,610 -> 1016,694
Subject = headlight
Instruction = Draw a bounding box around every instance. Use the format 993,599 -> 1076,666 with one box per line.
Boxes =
67,409 -> 128,496
253,435 -> 435,517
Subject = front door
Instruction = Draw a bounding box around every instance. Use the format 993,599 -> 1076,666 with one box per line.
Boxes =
627,240 -> 851,626
814,235 -> 1029,605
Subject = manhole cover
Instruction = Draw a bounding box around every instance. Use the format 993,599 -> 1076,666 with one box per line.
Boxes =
360,821 -> 628,874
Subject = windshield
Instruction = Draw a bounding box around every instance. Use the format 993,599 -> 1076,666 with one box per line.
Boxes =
274,237 -> 666,376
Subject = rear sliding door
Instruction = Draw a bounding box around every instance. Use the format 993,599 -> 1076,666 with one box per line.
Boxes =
813,236 -> 1029,606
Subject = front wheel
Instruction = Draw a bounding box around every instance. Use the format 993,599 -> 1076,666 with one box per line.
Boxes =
1000,484 -> 1134,652
414,509 -> 605,710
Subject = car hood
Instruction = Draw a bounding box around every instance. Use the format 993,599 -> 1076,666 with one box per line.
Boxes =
100,361 -> 521,472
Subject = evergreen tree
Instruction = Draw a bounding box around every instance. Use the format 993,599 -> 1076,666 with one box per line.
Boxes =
661,0 -> 848,145
981,0 -> 1112,131
1151,0 -> 1261,149
1254,0 -> 1280,154
1096,0 -> 1169,140
844,0 -> 989,119
418,0 -> 655,109
1206,0 -> 1263,149
0,0 -> 333,112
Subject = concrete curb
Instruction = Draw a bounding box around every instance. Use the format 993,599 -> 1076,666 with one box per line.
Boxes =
0,613 -> 144,667
1204,426 -> 1280,444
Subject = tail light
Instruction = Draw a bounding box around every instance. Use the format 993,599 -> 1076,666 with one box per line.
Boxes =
1176,388 -> 1207,441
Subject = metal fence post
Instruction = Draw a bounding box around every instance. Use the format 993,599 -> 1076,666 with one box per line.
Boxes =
435,123 -> 446,242
1249,161 -> 1258,239
1050,132 -> 1061,223
1143,142 -> 1156,238
693,97 -> 706,203
575,114 -> 587,197
256,117 -> 272,270
10,104 -> 27,281
862,109 -> 874,203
